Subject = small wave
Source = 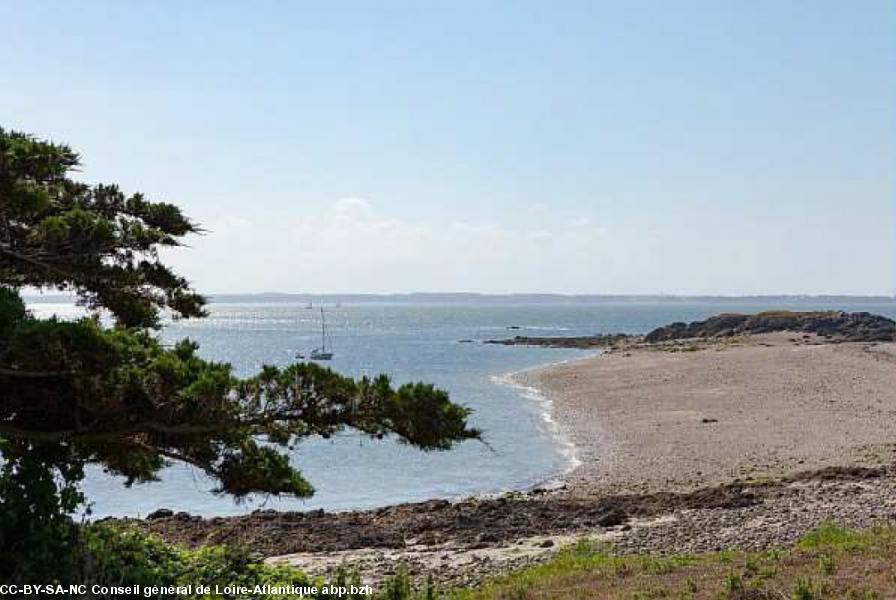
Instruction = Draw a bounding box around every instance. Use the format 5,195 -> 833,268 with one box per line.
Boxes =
490,357 -> 596,479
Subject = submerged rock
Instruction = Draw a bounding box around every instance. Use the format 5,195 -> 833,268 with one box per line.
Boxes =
484,333 -> 631,349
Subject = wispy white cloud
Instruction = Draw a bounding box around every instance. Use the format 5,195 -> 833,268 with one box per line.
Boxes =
527,231 -> 552,242
163,199 -> 631,293
162,195 -> 884,295
333,197 -> 373,218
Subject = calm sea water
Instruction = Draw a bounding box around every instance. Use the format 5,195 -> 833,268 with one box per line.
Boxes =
28,298 -> 896,518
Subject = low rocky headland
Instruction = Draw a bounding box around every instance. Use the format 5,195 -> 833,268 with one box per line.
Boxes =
484,310 -> 895,348
131,311 -> 896,588
643,310 -> 896,343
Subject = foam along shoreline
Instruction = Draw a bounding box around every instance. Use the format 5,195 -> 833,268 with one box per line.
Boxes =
490,363 -> 583,484
523,331 -> 896,496
493,351 -> 607,479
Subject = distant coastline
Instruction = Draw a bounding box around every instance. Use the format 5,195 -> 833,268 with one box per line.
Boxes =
22,291 -> 896,305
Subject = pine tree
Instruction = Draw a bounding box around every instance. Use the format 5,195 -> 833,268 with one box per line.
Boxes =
0,128 -> 479,581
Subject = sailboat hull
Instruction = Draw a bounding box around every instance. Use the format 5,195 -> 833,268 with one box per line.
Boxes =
306,307 -> 334,360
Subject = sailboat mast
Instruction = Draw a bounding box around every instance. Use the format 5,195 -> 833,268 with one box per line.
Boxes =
321,307 -> 326,350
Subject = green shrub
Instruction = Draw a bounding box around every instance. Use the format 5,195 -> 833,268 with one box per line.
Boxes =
382,565 -> 413,600
80,524 -> 320,599
0,443 -> 85,583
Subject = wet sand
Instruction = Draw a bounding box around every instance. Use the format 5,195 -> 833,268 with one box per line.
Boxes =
522,332 -> 896,496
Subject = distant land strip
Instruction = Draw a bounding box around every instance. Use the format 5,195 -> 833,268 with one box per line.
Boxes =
22,292 -> 896,305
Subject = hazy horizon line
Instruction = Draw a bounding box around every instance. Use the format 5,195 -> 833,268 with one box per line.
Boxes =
23,291 -> 896,304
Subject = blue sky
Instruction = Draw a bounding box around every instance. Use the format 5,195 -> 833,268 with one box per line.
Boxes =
2,1 -> 894,294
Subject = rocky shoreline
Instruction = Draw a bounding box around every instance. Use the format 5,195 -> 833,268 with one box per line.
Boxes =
643,310 -> 895,343
128,465 -> 896,587
483,333 -> 630,349
483,311 -> 895,349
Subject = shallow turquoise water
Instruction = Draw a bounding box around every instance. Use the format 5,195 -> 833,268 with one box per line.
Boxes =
29,298 -> 896,518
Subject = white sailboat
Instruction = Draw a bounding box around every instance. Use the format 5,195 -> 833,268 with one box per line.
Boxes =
309,307 -> 334,360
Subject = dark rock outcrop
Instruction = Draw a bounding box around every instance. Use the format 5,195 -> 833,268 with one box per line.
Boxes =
645,311 -> 895,343
132,480 -> 771,555
484,333 -> 630,349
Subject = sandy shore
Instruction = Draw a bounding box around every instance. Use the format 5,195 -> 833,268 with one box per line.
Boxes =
523,332 -> 896,496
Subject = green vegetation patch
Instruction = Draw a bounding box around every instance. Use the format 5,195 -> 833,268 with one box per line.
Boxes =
381,522 -> 896,600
